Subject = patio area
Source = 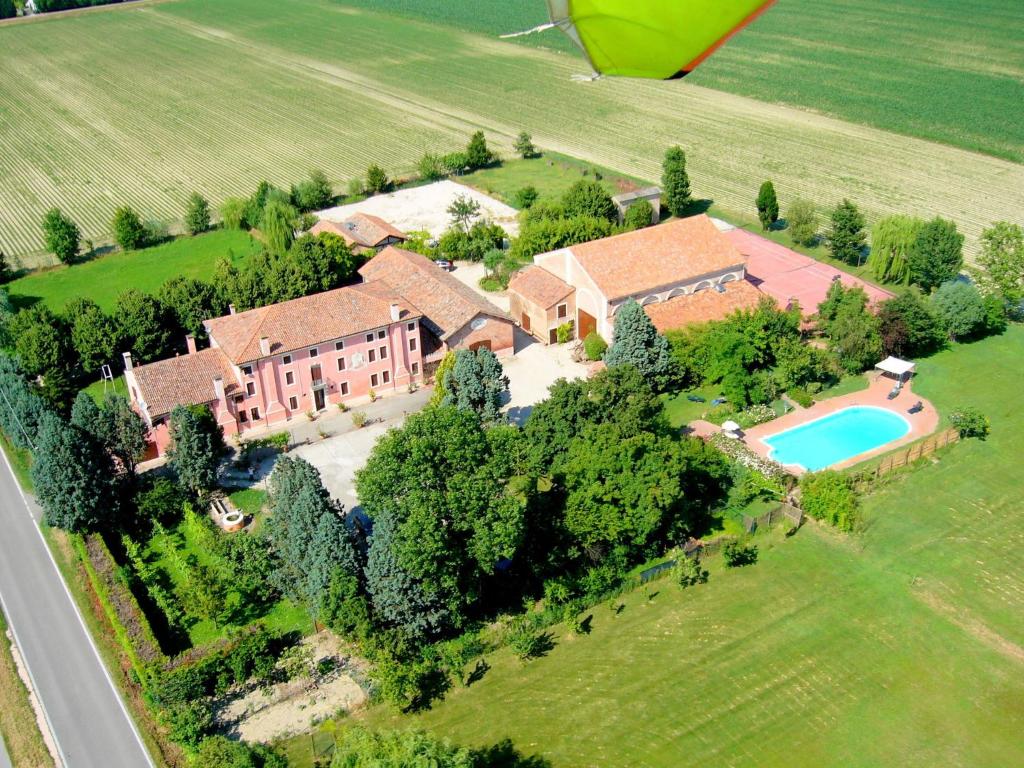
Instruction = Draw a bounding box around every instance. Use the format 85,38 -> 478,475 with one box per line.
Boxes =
689,373 -> 939,474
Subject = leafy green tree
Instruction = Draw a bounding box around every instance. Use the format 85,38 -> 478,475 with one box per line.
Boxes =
115,289 -> 172,363
583,331 -> 607,361
0,0 -> 16,20
868,215 -> 923,284
184,192 -> 211,235
756,181 -> 779,231
260,198 -> 298,255
219,197 -> 248,230
949,407 -> 989,438
676,555 -> 708,588
41,207 -> 81,264
167,404 -> 224,494
509,215 -> 615,261
771,336 -> 837,391
70,390 -> 102,436
446,194 -> 481,231
65,297 -> 121,375
876,289 -> 944,358
622,199 -> 654,231
908,217 -> 964,291
785,198 -> 818,246
441,152 -> 468,175
97,393 -> 148,476
817,283 -> 882,373
8,305 -> 71,378
561,180 -> 616,222
429,350 -> 457,407
111,206 -> 147,250
265,456 -> 359,614
242,181 -> 279,231
722,541 -> 758,567
366,164 -> 391,194
321,569 -> 372,642
800,471 -> 858,531
0,251 -> 13,284
194,736 -> 260,768
31,412 -> 118,532
438,221 -> 506,262
289,169 -> 333,212
661,146 -> 691,217
330,726 -> 474,767
513,131 -> 537,159
511,185 -> 539,209
0,354 -> 50,450
357,407 -> 527,630
442,348 -> 509,423
826,199 -> 866,265
158,276 -> 223,340
465,130 -> 494,169
603,299 -> 676,392
973,221 -> 1024,314
930,280 -> 985,340
417,153 -> 446,182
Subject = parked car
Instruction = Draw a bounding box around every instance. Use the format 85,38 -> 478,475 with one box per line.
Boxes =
434,259 -> 454,271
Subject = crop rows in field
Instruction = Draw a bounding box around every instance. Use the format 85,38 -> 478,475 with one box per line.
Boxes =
339,0 -> 1024,163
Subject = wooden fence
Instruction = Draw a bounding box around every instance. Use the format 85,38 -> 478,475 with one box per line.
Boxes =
875,428 -> 959,477
743,502 -> 804,534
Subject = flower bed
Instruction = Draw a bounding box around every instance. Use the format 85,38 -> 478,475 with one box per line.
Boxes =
709,432 -> 789,482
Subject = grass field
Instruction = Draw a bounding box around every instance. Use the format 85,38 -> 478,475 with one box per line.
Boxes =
1,0 -> 1021,266
343,0 -> 1024,163
0,608 -> 55,768
283,326 -> 1024,767
6,229 -> 258,312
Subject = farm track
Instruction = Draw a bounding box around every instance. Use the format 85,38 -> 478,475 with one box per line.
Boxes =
1,0 -> 1021,266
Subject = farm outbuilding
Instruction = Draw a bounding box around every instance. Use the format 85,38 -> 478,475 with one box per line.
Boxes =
611,186 -> 661,225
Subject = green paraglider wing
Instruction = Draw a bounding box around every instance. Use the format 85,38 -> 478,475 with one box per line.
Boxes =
547,0 -> 776,79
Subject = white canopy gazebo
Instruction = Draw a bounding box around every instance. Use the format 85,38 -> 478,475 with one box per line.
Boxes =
875,356 -> 916,382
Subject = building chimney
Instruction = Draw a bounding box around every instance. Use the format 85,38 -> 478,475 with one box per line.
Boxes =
390,303 -> 401,322
122,351 -> 133,371
185,334 -> 197,355
228,304 -> 236,315
259,336 -> 271,357
213,377 -> 225,402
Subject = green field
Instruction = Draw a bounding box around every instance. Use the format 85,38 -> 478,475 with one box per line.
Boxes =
285,327 -> 1024,767
343,0 -> 1024,163
6,229 -> 258,312
1,0 -> 1021,266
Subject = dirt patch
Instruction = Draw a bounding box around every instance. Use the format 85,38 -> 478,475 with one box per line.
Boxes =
216,632 -> 368,744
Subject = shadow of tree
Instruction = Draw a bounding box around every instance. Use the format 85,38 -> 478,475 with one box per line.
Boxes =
473,738 -> 554,768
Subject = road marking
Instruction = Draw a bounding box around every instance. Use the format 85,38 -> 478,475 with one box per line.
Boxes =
0,445 -> 155,768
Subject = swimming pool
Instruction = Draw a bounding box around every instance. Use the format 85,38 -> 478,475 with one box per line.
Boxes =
762,406 -> 910,471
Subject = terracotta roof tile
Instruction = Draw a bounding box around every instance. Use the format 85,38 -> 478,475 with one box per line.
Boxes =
204,281 -> 420,364
131,348 -> 237,418
507,265 -> 575,308
565,215 -> 745,301
643,280 -> 767,332
311,213 -> 405,249
359,247 -> 510,340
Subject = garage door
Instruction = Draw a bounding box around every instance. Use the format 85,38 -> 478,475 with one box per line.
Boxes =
577,309 -> 597,339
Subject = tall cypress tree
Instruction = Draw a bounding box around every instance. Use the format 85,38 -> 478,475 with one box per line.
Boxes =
756,181 -> 779,230
167,405 -> 223,494
661,146 -> 692,217
827,199 -> 867,266
442,348 -> 509,423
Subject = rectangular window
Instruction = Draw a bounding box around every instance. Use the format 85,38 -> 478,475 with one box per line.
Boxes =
288,396 -> 298,410
370,373 -> 379,387
340,381 -> 349,396
382,370 -> 390,384
409,337 -> 417,351
377,329 -> 386,340
238,410 -> 248,423
308,347 -> 319,358
411,362 -> 420,375
365,333 -> 374,343
407,322 -> 416,332
250,407 -> 260,421
335,340 -> 345,351
557,303 -> 568,319
285,371 -> 294,386
379,345 -> 388,360
282,354 -> 292,365
337,357 -> 346,372
233,394 -> 244,404
242,365 -> 253,376
368,349 -> 376,363
245,382 -> 256,396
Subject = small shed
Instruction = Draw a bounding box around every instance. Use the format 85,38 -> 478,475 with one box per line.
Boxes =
611,186 -> 661,226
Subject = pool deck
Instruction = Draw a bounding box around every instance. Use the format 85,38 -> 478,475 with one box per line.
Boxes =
689,374 -> 938,475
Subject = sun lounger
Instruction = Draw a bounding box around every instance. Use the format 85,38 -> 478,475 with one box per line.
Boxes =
887,385 -> 901,400
908,401 -> 924,414
712,397 -> 727,406
686,394 -> 706,403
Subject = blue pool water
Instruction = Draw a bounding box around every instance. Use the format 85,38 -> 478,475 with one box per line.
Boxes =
762,406 -> 910,471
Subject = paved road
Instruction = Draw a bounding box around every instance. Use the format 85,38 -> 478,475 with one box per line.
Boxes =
0,449 -> 154,768
0,735 -> 12,768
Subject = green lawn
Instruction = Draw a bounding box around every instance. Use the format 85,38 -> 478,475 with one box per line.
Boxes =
289,326 -> 1024,767
0,431 -> 33,492
662,385 -> 723,429
6,229 -> 259,312
816,373 -> 872,400
82,375 -> 128,404
228,488 -> 269,518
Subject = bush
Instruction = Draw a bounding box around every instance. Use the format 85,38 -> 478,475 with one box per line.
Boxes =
505,620 -> 548,661
735,403 -> 776,429
112,206 -> 148,250
787,387 -> 814,408
351,410 -> 368,428
417,152 -> 446,182
511,185 -> 539,209
184,192 -> 211,235
786,198 -> 818,246
799,471 -> 859,532
721,541 -> 758,568
366,164 -> 390,194
164,700 -> 213,749
555,321 -> 574,344
949,407 -> 989,439
582,332 -> 607,361
41,207 -> 81,263
676,556 -> 708,588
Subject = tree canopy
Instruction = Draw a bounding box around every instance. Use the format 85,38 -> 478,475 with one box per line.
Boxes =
41,208 -> 81,264
184,193 -> 211,235
908,217 -> 964,291
561,180 -> 616,222
756,181 -> 779,231
115,289 -> 173,363
868,214 -> 923,284
661,146 -> 691,217
603,299 -> 677,392
786,198 -> 818,246
441,348 -> 509,423
826,199 -> 866,266
167,405 -> 224,494
974,221 -> 1023,314
111,206 -> 147,251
